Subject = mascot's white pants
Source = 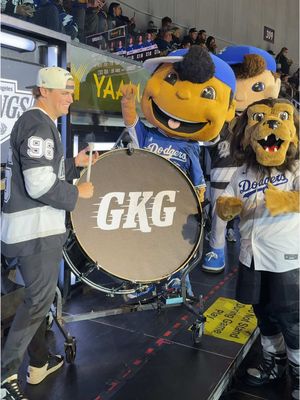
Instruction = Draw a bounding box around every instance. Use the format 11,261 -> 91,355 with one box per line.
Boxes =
209,186 -> 228,249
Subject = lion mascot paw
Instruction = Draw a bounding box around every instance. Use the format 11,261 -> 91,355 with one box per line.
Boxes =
265,183 -> 300,216
216,196 -> 243,221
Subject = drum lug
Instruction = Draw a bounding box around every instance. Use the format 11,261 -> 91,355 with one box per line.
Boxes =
126,142 -> 134,155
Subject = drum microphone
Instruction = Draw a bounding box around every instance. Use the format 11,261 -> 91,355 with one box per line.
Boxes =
121,132 -> 132,146
121,132 -> 134,155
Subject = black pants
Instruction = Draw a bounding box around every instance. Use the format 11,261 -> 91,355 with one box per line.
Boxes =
253,303 -> 299,350
236,260 -> 299,351
1,248 -> 62,380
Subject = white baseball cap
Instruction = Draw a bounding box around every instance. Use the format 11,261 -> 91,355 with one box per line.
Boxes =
27,67 -> 75,89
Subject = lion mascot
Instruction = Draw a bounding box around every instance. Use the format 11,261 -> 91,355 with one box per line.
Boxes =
216,98 -> 300,399
202,45 -> 281,273
120,45 -> 236,298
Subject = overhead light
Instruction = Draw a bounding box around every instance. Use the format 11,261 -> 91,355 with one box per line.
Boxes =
0,31 -> 36,52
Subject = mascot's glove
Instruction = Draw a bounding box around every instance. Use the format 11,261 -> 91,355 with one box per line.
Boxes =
265,183 -> 300,216
216,196 -> 243,221
121,84 -> 138,126
197,187 -> 206,203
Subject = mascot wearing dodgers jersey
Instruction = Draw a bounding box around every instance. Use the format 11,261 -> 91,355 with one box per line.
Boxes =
120,45 -> 236,298
121,46 -> 236,203
202,45 -> 281,273
216,98 -> 300,399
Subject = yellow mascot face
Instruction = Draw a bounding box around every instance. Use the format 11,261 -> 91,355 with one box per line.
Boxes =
242,102 -> 298,166
141,63 -> 235,142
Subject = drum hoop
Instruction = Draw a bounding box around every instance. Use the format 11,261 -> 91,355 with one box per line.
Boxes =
62,244 -> 137,295
70,148 -> 203,284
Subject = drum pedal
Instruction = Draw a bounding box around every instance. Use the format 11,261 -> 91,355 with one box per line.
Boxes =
161,294 -> 183,305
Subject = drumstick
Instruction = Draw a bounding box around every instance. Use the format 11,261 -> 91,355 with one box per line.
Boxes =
86,143 -> 94,182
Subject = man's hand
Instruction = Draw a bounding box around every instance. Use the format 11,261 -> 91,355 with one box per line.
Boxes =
77,182 -> 94,199
75,146 -> 99,167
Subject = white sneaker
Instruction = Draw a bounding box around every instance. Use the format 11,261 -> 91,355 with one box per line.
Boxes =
27,354 -> 64,385
226,228 -> 237,242
1,375 -> 29,399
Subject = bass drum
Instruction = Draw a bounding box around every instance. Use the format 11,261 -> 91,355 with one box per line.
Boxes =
63,148 -> 202,295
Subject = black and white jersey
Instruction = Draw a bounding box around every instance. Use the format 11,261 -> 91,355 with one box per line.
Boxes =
1,108 -> 79,257
207,123 -> 238,190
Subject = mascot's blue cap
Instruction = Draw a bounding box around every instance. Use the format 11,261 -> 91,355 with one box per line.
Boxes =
217,45 -> 276,72
143,48 -> 236,94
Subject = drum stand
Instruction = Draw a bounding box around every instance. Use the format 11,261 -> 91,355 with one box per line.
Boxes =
52,231 -> 206,363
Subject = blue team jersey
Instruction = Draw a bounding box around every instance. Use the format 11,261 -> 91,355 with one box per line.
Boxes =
127,119 -> 205,188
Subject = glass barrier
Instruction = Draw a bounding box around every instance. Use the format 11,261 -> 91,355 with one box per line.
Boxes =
68,42 -> 150,125
67,42 -> 152,151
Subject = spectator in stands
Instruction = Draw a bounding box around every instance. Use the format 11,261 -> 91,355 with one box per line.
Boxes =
34,0 -> 62,32
276,47 -> 293,75
160,16 -> 172,32
84,0 -> 102,38
197,29 -> 207,45
119,6 -> 135,35
107,1 -> 120,28
96,0 -> 108,32
181,36 -> 192,49
71,0 -> 99,43
289,68 -> 299,103
182,27 -> 198,46
148,20 -> 158,33
2,0 -> 63,34
1,0 -> 35,21
155,29 -> 173,55
279,74 -> 294,98
206,35 -> 217,54
107,2 -> 135,34
3,0 -> 78,39
55,0 -> 79,39
171,26 -> 181,49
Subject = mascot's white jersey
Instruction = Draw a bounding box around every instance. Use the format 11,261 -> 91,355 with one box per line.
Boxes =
223,162 -> 300,272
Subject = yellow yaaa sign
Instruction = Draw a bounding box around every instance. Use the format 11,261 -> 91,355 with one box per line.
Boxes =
93,74 -> 142,102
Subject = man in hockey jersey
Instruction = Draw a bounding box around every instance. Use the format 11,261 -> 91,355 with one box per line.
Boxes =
121,46 -> 236,297
1,67 -> 98,400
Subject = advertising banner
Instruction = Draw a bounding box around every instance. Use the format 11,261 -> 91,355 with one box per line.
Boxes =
0,58 -> 41,163
86,27 -> 160,62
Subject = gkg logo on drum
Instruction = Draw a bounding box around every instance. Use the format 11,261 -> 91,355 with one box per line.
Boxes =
96,190 -> 177,232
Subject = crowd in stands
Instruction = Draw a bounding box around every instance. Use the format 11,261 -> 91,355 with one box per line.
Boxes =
2,0 -> 299,104
274,47 -> 299,105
